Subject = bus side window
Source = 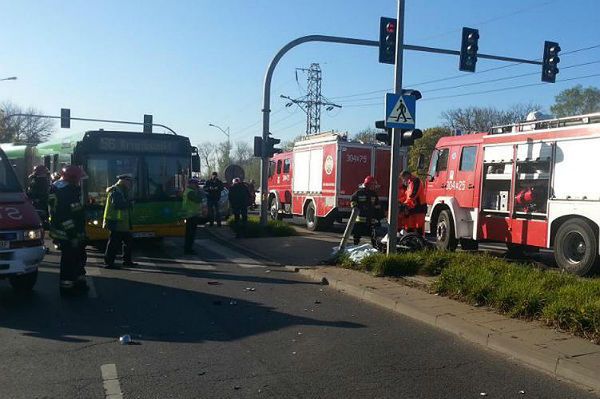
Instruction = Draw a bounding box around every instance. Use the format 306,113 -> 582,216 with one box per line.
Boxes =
276,160 -> 282,175
283,159 -> 290,173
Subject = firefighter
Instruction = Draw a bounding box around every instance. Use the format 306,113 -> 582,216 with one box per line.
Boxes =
48,165 -> 88,294
350,176 -> 382,245
26,165 -> 51,229
204,171 -> 224,227
400,170 -> 427,235
183,178 -> 203,255
103,174 -> 137,268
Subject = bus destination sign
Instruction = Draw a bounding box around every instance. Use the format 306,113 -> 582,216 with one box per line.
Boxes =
98,137 -> 182,154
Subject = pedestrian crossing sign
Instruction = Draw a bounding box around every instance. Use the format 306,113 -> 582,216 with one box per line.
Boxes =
385,93 -> 416,129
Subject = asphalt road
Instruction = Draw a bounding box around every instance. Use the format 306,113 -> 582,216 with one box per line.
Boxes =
0,228 -> 595,399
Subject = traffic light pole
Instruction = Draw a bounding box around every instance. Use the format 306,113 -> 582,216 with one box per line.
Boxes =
386,0 -> 405,254
259,35 -> 380,226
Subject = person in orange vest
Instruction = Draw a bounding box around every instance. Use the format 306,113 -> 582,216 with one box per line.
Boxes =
400,170 -> 427,235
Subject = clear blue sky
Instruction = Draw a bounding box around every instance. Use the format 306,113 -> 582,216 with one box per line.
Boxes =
1,0 -> 599,146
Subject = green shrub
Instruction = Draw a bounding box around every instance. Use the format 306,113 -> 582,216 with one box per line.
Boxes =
227,216 -> 297,238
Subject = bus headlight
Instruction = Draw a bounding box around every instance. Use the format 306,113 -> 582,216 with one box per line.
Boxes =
92,220 -> 99,225
25,229 -> 43,240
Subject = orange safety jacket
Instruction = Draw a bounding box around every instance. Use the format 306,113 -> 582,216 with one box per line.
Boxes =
403,176 -> 427,212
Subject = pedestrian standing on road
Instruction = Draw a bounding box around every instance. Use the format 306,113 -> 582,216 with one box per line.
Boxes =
27,165 -> 51,229
228,178 -> 251,237
204,171 -> 224,227
350,176 -> 382,246
103,174 -> 138,269
247,179 -> 256,208
182,178 -> 203,255
48,165 -> 88,295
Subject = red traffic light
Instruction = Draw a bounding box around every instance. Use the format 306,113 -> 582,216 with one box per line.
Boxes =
386,22 -> 396,33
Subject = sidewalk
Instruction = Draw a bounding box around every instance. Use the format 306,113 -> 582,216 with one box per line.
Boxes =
205,225 -> 600,393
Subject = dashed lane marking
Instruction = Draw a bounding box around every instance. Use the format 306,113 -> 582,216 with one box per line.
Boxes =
100,363 -> 123,399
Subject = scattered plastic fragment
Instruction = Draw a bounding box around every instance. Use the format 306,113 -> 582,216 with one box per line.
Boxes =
207,281 -> 221,285
119,335 -> 132,345
245,287 -> 256,292
298,332 -> 303,335
314,300 -> 321,304
320,277 -> 329,285
292,351 -> 297,355
519,390 -> 525,395
229,299 -> 237,305
480,393 -> 487,397
234,386 -> 241,390
265,270 -> 271,273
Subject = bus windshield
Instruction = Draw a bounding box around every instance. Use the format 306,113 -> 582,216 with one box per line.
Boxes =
145,155 -> 188,200
86,155 -> 140,204
0,152 -> 22,193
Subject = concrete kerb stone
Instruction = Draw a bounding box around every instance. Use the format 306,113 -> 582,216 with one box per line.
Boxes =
295,266 -> 600,394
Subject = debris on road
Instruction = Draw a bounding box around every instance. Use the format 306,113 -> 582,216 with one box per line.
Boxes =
480,393 -> 487,397
519,390 -> 526,395
245,287 -> 256,292
320,277 -> 329,285
314,300 -> 321,304
229,299 -> 237,305
207,281 -> 221,285
198,371 -> 206,376
119,335 -> 132,345
234,386 -> 241,390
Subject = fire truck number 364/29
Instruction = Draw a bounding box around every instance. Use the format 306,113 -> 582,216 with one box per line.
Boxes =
445,180 -> 467,191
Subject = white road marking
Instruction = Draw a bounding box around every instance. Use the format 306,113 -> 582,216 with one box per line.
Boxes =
86,276 -> 98,298
100,363 -> 123,399
195,239 -> 265,268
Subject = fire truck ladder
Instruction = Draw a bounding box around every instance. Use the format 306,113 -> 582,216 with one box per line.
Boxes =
491,112 -> 600,134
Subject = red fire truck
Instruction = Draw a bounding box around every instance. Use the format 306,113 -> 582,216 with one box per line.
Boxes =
267,132 -> 403,230
425,113 -> 600,275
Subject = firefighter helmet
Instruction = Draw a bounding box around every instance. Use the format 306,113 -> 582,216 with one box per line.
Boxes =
363,175 -> 377,188
61,165 -> 87,183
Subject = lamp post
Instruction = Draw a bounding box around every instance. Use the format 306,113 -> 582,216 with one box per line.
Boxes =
208,123 -> 230,141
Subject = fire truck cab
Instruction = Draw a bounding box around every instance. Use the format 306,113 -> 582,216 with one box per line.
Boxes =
426,113 -> 600,275
0,147 -> 45,291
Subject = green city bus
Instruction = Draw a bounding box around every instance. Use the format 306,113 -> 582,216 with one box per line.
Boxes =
71,130 -> 199,242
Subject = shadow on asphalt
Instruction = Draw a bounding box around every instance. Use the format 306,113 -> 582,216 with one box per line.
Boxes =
0,269 -> 364,344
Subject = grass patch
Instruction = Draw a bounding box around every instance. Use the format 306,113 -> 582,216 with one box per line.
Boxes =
227,216 -> 297,238
335,248 -> 600,341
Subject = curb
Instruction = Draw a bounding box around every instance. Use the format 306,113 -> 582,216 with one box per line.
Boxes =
293,266 -> 600,394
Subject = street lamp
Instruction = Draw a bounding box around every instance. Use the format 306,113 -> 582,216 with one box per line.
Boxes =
208,123 -> 230,141
0,76 -> 17,82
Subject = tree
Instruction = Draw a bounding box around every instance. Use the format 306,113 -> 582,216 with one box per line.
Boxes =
0,101 -> 54,144
197,141 -> 216,177
551,85 -> 600,117
352,127 -> 378,144
282,135 -> 304,151
441,103 -> 541,134
407,127 -> 451,179
216,140 -> 232,176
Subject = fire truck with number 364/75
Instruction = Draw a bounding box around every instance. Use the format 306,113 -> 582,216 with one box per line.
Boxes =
425,113 -> 600,276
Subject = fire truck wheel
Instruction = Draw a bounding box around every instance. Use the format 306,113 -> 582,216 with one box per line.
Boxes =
269,198 -> 283,221
555,218 -> 599,276
305,201 -> 318,231
436,210 -> 457,251
9,270 -> 38,292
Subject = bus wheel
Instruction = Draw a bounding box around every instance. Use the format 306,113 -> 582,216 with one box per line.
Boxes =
9,270 -> 38,292
436,210 -> 457,251
305,201 -> 318,231
555,218 -> 599,276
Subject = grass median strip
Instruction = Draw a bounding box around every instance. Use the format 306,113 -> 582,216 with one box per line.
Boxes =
338,250 -> 600,343
227,216 -> 297,238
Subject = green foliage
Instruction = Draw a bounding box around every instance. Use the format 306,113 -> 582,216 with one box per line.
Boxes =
226,215 -> 297,238
407,127 -> 450,179
440,103 -> 541,133
551,85 -> 600,117
352,127 -> 378,144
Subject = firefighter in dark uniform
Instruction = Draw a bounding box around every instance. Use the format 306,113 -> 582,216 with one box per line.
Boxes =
351,175 -> 382,245
182,178 -> 203,255
48,165 -> 88,294
204,171 -> 224,226
26,165 -> 51,229
103,174 -> 137,268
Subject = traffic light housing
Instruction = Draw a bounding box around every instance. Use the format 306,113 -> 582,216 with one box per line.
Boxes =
60,108 -> 70,129
379,17 -> 397,65
253,136 -> 263,157
459,27 -> 479,72
374,120 -> 392,145
401,129 -> 423,146
265,136 -> 282,158
143,114 -> 153,133
542,41 -> 561,83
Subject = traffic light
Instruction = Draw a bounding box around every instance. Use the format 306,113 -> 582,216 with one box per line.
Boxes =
374,120 -> 392,145
253,136 -> 263,157
143,114 -> 153,133
459,27 -> 479,72
265,135 -> 282,158
401,129 -> 423,146
60,108 -> 70,129
379,17 -> 397,65
542,41 -> 561,83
